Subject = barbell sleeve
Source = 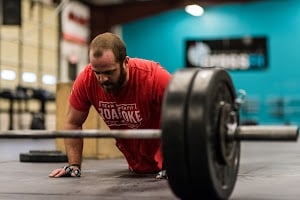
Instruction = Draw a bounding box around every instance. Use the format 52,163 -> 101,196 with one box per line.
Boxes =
235,125 -> 299,141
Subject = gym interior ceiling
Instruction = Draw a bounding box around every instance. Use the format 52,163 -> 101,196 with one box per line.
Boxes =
78,0 -> 262,38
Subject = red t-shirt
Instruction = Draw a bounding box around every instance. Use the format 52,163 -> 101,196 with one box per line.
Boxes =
69,58 -> 172,173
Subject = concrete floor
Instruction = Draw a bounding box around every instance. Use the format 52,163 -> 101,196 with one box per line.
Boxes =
1,141 -> 300,200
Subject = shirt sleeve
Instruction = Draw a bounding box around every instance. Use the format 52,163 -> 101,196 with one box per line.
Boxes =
152,62 -> 172,105
69,69 -> 92,111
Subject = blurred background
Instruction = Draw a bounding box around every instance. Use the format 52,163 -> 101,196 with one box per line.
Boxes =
0,0 -> 299,159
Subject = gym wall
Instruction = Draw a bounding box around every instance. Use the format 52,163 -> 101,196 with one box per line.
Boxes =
122,0 -> 300,125
0,0 -> 58,130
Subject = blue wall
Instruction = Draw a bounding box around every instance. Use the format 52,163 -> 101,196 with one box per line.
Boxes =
122,0 -> 300,125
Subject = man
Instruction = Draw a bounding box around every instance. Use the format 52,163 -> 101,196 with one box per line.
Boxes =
49,32 -> 171,179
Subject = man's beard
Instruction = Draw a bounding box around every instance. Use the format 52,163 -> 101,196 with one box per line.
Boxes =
101,66 -> 127,93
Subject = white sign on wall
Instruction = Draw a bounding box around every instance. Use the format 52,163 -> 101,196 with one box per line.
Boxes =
60,1 -> 90,82
61,1 -> 90,45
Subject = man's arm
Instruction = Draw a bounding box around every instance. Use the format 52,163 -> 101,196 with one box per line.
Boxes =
49,105 -> 89,178
64,105 -> 89,167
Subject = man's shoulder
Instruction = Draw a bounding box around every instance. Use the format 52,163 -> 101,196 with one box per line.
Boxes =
73,64 -> 95,88
77,64 -> 93,78
129,58 -> 160,71
82,64 -> 93,73
129,57 -> 156,64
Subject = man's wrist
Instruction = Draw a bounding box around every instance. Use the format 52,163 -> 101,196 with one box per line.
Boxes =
69,164 -> 81,169
63,165 -> 81,177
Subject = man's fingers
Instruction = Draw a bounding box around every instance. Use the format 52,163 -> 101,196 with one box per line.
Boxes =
48,168 -> 59,177
55,169 -> 66,177
48,168 -> 65,178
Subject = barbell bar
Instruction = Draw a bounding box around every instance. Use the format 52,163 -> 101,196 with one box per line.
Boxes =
0,129 -> 162,139
0,68 -> 298,200
0,125 -> 298,140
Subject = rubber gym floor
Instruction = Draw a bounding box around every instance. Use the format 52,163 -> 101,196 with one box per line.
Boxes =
0,141 -> 300,200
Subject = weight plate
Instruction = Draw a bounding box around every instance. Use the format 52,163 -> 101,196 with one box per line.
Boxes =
217,102 -> 239,166
20,150 -> 68,162
186,68 -> 240,199
161,68 -> 198,199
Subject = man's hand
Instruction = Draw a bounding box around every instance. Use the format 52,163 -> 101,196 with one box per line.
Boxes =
48,167 -> 66,178
49,165 -> 81,178
156,170 -> 168,179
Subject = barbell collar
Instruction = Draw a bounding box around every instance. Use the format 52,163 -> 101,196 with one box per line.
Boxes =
0,129 -> 162,139
235,125 -> 299,141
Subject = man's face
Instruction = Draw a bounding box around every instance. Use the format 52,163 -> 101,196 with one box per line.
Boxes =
90,50 -> 127,93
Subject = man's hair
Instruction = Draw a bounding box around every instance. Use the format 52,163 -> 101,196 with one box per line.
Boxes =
89,32 -> 127,63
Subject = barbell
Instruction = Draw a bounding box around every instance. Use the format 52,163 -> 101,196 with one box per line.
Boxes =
0,68 -> 298,200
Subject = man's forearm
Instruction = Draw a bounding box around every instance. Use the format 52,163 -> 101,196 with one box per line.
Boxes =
64,138 -> 83,166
